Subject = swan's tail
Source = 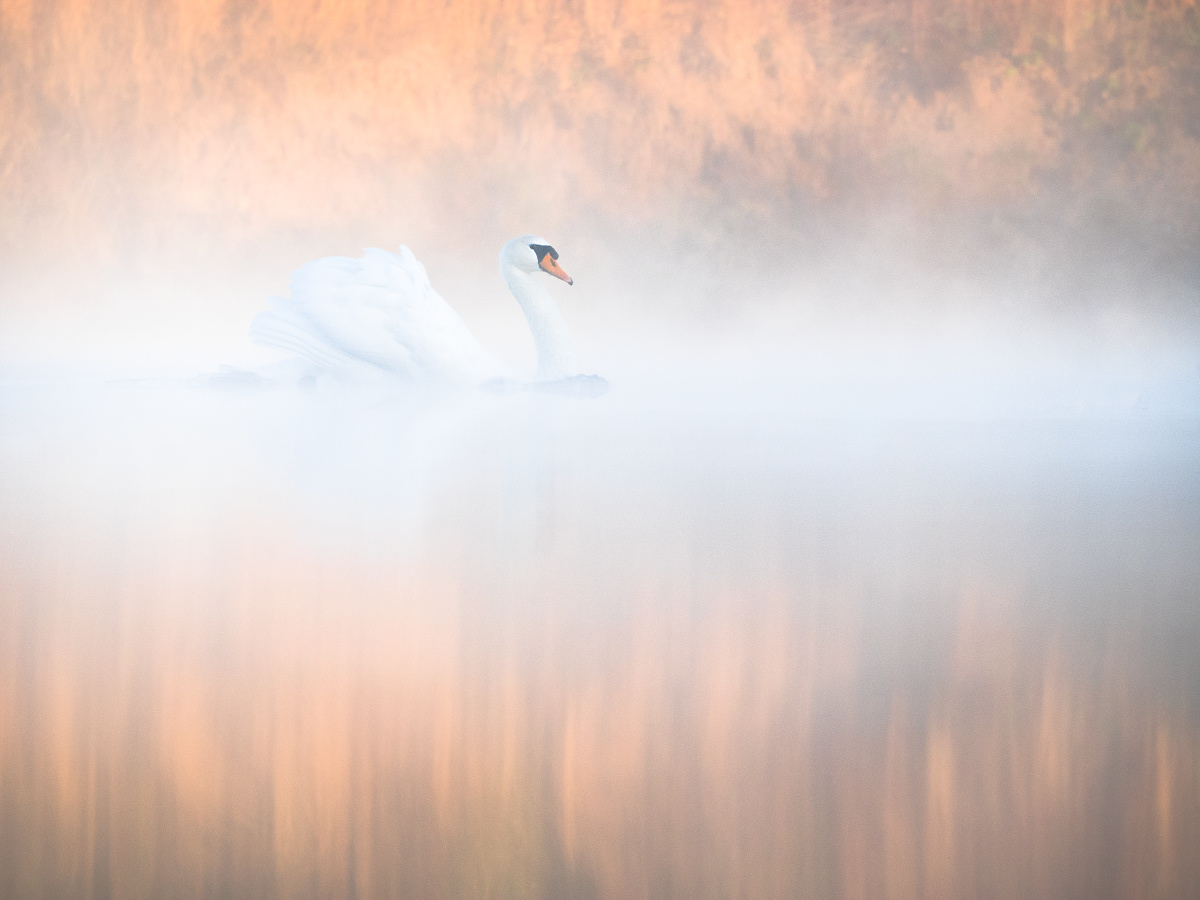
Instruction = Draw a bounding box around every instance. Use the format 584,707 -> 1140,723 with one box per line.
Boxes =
250,300 -> 350,371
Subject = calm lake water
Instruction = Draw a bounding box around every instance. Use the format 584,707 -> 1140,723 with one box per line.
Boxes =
1,376 -> 1198,899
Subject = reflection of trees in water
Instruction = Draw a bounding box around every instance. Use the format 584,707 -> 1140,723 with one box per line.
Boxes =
1,387 -> 1197,898
1,539 -> 1197,898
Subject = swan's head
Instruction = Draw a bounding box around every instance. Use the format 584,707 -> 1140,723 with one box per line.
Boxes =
501,235 -> 573,285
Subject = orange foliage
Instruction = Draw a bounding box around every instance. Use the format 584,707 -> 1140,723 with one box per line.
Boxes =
0,0 -> 1197,260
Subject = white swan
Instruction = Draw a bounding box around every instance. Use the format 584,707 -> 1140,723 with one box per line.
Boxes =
251,235 -> 603,391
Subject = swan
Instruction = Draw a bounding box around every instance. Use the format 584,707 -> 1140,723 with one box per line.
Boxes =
250,235 -> 605,393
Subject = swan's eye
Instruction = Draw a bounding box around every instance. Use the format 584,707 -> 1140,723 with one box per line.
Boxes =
530,243 -> 557,264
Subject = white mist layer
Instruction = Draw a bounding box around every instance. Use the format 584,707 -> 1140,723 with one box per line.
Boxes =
1,239 -> 1196,420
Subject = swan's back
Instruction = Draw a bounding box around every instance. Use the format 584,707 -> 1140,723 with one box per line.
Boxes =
251,247 -> 501,383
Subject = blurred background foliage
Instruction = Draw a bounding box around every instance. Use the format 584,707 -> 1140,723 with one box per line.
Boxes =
0,0 -> 1197,343
1,1 -> 1197,240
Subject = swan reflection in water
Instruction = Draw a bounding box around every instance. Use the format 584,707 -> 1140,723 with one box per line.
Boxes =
251,235 -> 608,397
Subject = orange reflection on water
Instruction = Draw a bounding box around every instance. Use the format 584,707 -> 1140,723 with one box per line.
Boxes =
0,384 -> 1198,898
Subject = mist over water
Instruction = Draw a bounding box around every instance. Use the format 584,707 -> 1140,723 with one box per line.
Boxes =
2,1 -> 1200,898
2,380 -> 1199,899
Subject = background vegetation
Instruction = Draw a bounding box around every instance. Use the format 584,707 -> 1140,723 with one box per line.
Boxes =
1,0 -> 1197,335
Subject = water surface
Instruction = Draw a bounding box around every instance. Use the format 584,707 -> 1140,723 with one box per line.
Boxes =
1,377 -> 1198,899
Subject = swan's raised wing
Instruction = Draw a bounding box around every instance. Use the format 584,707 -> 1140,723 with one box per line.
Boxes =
251,246 -> 502,384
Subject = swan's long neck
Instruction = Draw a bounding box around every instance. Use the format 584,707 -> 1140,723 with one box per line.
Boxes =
503,265 -> 575,380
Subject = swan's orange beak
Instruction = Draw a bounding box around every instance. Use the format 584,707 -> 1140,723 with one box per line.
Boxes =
540,255 -> 573,285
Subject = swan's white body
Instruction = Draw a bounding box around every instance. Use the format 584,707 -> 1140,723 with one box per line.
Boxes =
251,236 -> 577,384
